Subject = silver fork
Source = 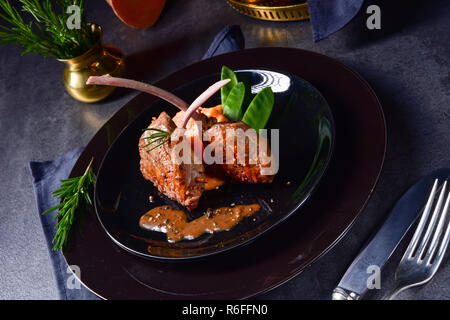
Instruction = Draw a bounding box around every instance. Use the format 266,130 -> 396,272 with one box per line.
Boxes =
386,179 -> 450,300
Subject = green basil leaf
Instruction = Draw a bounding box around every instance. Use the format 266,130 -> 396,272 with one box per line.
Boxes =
221,65 -> 238,104
242,87 -> 275,132
223,82 -> 245,121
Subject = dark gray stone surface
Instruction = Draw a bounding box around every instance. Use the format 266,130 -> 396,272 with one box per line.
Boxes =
0,0 -> 448,299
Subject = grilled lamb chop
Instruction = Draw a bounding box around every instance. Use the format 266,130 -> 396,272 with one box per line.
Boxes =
203,121 -> 275,184
139,112 -> 205,210
137,79 -> 231,210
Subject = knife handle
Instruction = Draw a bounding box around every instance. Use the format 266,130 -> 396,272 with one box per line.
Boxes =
332,287 -> 360,300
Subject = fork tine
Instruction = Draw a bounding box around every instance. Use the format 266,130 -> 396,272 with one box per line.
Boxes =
416,181 -> 448,260
405,179 -> 439,258
425,183 -> 450,263
431,190 -> 450,265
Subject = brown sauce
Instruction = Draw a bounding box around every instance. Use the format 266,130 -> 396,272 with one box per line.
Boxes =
139,203 -> 260,242
204,175 -> 225,191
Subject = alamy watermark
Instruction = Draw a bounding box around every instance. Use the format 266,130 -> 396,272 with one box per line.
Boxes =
66,265 -> 82,290
66,5 -> 81,30
366,5 -> 381,30
367,265 -> 381,290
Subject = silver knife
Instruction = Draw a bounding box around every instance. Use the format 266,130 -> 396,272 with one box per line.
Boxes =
332,168 -> 450,300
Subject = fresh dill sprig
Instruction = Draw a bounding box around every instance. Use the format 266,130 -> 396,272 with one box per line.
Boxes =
142,128 -> 171,152
42,158 -> 96,251
0,0 -> 96,59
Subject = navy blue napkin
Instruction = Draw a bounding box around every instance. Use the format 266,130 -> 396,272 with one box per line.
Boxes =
203,25 -> 245,59
307,0 -> 364,41
29,147 -> 98,300
28,25 -> 244,300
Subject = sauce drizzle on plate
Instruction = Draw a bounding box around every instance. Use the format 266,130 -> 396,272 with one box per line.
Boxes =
139,204 -> 260,242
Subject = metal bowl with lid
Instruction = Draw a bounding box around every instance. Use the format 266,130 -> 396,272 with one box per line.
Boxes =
226,0 -> 309,22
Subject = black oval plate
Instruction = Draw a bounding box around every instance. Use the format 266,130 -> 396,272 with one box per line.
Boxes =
94,69 -> 335,260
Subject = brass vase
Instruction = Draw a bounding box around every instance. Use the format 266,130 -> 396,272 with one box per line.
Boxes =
58,24 -> 125,103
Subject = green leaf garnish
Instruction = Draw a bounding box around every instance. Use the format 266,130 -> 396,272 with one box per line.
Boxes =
223,82 -> 245,121
220,66 -> 275,131
242,87 -> 275,132
241,75 -> 253,109
221,65 -> 239,104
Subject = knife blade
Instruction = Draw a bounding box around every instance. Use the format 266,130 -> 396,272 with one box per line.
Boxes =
332,168 -> 450,300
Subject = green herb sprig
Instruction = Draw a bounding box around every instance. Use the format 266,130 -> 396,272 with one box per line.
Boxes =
0,0 -> 96,59
42,158 -> 96,251
142,128 -> 171,152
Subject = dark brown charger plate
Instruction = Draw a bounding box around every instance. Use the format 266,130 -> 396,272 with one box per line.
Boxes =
64,48 -> 386,299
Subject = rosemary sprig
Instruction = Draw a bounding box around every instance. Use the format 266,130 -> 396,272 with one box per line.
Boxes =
0,0 -> 96,59
142,128 -> 171,152
42,158 -> 96,251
